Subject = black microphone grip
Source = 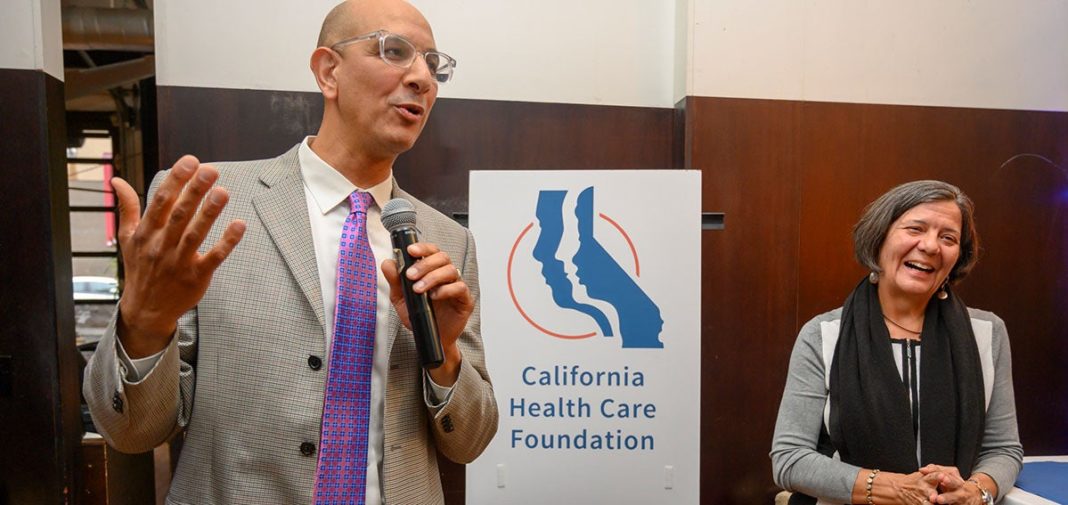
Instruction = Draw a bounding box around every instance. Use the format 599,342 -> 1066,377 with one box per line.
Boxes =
391,226 -> 445,369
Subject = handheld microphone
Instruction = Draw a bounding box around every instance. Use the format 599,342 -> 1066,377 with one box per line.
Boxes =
380,198 -> 445,369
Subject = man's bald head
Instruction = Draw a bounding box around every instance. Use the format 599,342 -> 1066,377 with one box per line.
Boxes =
316,0 -> 431,48
309,0 -> 440,166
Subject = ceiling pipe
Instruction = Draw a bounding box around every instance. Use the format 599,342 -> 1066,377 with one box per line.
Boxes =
63,7 -> 154,52
65,55 -> 155,101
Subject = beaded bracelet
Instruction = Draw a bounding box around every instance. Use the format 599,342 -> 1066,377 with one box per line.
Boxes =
865,469 -> 881,505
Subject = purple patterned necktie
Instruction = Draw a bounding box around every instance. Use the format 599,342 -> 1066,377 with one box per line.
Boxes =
315,191 -> 376,505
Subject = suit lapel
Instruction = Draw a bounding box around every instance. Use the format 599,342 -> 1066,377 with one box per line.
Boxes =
253,149 -> 327,332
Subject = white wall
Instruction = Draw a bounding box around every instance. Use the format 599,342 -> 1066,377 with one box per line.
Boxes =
154,0 -> 677,108
688,0 -> 1068,112
674,0 -> 694,105
154,0 -> 325,94
155,0 -> 1068,112
0,0 -> 64,80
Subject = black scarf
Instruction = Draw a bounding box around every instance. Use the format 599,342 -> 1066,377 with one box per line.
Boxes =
828,278 -> 985,475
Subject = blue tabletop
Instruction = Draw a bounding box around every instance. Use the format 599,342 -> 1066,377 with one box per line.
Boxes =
1015,461 -> 1068,504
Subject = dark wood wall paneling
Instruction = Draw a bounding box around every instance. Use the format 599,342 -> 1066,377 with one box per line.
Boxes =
793,100 -> 1068,452
686,97 -> 804,503
0,68 -> 81,504
157,87 -> 679,217
156,86 -> 325,181
157,86 -> 1068,504
688,96 -> 1068,503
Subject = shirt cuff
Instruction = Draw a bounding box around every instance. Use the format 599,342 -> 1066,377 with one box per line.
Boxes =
115,335 -> 168,383
423,370 -> 455,409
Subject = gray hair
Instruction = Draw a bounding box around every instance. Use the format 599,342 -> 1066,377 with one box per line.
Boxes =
852,180 -> 980,283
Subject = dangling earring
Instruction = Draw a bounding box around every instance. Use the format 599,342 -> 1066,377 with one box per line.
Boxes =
937,281 -> 949,300
868,271 -> 879,284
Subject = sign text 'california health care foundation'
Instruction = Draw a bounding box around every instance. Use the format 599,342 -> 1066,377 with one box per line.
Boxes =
467,170 -> 701,504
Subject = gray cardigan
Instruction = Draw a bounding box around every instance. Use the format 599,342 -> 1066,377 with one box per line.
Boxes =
770,307 -> 1023,503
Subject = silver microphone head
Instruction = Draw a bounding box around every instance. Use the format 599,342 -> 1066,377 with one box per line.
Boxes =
381,198 -> 417,232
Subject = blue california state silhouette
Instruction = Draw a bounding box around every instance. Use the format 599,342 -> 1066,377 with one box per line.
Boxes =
531,187 -> 664,349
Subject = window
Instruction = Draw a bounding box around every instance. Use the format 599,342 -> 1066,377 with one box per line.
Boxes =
68,133 -> 120,348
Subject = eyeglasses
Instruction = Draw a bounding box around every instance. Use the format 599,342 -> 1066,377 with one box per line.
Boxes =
330,30 -> 457,84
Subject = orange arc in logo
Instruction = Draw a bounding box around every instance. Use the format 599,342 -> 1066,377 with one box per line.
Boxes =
507,214 -> 640,340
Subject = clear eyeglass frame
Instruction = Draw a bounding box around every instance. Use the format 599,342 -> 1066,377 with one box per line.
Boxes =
330,30 -> 457,84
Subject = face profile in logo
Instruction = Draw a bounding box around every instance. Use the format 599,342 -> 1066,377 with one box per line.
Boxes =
507,186 -> 664,349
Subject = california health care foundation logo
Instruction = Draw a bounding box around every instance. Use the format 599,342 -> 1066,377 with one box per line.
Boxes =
507,187 -> 664,348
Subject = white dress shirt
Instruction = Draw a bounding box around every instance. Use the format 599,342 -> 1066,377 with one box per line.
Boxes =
119,137 -> 451,505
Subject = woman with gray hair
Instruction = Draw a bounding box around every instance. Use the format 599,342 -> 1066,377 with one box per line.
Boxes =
771,180 -> 1022,505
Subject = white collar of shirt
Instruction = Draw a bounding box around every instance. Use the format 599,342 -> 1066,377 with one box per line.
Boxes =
298,136 -> 394,213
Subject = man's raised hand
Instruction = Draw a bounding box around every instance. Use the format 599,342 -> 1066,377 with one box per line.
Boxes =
113,155 -> 246,358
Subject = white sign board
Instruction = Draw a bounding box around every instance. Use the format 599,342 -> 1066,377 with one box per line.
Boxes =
467,170 -> 701,504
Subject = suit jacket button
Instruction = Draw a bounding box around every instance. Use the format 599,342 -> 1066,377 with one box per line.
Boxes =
300,442 -> 316,456
307,355 -> 322,371
441,414 -> 454,433
111,391 -> 123,413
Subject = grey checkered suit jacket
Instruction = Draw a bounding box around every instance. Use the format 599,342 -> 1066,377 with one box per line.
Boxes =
84,145 -> 498,504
